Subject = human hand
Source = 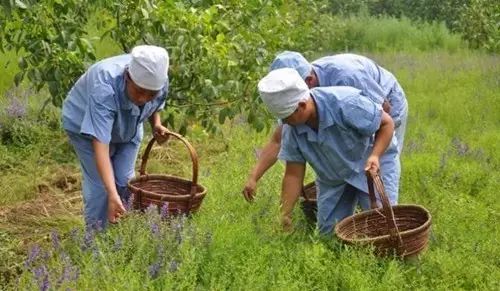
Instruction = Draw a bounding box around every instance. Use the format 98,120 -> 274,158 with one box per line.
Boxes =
242,177 -> 257,202
364,154 -> 380,173
382,100 -> 391,114
153,125 -> 170,144
108,194 -> 126,224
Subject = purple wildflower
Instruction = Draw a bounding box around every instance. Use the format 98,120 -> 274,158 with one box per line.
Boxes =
41,273 -> 50,291
56,265 -> 70,287
160,202 -> 169,219
151,222 -> 160,236
5,95 -> 27,118
33,265 -> 50,291
50,230 -> 60,250
452,137 -> 469,156
93,220 -> 104,232
56,259 -> 80,288
33,266 -> 44,278
148,261 -> 162,279
81,230 -> 95,252
125,194 -> 135,211
25,245 -> 41,268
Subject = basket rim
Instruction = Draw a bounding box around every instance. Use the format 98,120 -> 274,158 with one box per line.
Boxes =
128,174 -> 207,200
334,204 -> 432,243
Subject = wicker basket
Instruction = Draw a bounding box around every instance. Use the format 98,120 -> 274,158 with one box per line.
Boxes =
300,181 -> 317,225
127,131 -> 207,215
334,171 -> 432,258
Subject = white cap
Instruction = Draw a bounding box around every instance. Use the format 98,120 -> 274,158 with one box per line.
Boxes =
258,68 -> 310,119
128,45 -> 169,91
270,51 -> 312,80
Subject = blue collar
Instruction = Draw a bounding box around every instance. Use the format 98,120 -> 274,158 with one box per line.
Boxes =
312,65 -> 328,87
118,72 -> 142,116
295,90 -> 335,143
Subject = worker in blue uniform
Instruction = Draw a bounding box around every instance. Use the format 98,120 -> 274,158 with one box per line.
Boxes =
257,68 -> 396,233
62,45 -> 170,227
243,51 -> 405,209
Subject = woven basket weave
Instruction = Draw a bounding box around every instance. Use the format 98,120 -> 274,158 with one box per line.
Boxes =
334,171 -> 432,258
128,131 -> 207,215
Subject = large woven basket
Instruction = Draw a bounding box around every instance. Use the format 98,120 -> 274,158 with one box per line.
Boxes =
128,131 -> 207,215
335,171 -> 432,258
300,181 -> 317,224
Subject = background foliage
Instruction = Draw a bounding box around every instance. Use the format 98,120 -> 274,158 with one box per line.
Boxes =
328,0 -> 499,52
1,0 -> 340,134
2,0 -> 496,134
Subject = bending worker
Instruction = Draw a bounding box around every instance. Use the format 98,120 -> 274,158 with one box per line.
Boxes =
257,68 -> 397,233
62,45 -> 170,227
243,51 -> 406,206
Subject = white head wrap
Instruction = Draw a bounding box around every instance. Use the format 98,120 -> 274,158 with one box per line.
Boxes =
129,45 -> 169,91
258,68 -> 310,119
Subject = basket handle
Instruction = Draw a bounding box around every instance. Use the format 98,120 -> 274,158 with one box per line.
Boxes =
139,131 -> 199,197
366,170 -> 403,246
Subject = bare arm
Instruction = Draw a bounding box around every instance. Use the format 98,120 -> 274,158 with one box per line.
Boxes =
365,111 -> 395,172
280,161 -> 306,232
242,125 -> 283,202
92,139 -> 125,223
148,111 -> 162,128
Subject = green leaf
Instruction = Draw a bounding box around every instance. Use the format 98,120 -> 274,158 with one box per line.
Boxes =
247,111 -> 255,124
18,57 -> 27,69
14,0 -> 27,9
177,35 -> 185,46
179,121 -> 187,136
141,8 -> 149,19
254,119 -> 265,132
48,81 -> 59,97
218,107 -> 230,124
14,72 -> 24,86
166,113 -> 175,128
216,33 -> 225,42
54,68 -> 62,81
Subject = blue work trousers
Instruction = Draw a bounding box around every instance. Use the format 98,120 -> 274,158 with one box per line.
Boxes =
66,131 -> 140,227
316,182 -> 371,235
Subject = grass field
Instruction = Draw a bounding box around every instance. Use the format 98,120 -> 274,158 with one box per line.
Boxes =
0,17 -> 499,290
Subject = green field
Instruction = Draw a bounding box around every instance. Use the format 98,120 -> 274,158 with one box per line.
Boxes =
1,49 -> 498,290
0,2 -> 499,290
